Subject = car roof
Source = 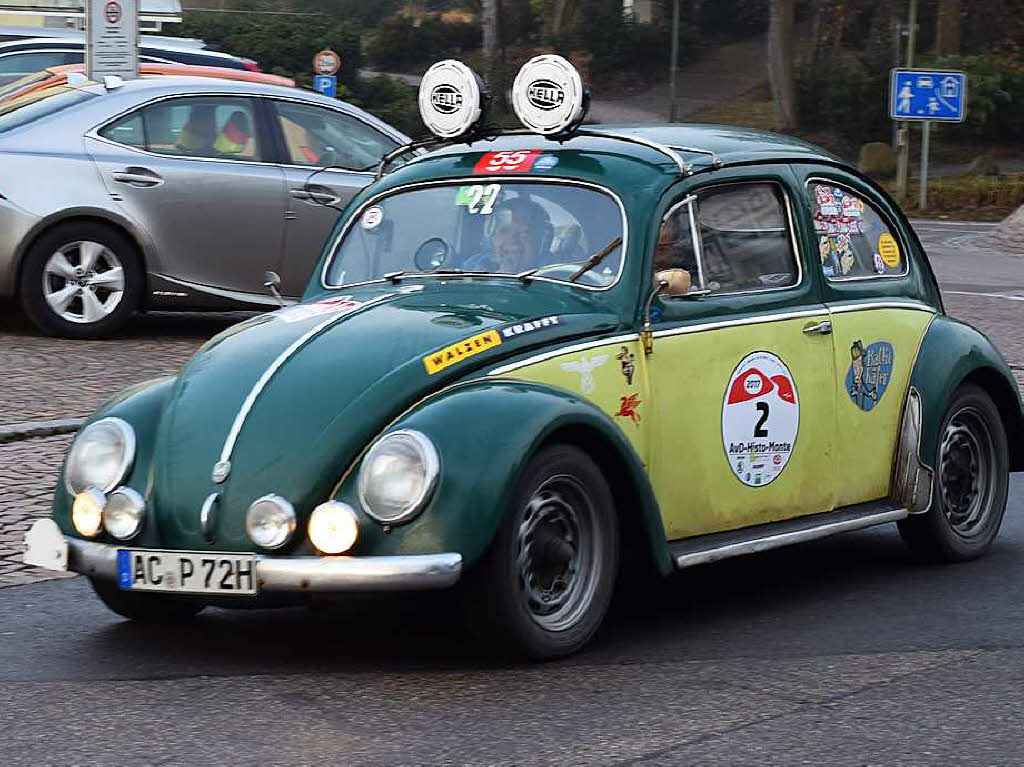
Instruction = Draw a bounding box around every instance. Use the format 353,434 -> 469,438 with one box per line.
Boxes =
0,25 -> 208,49
53,63 -> 292,86
0,36 -> 239,59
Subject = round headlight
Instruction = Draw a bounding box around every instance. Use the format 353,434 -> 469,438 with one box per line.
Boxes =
102,487 -> 145,540
72,488 -> 106,538
245,494 -> 296,549
358,430 -> 439,524
308,501 -> 360,555
65,417 -> 135,495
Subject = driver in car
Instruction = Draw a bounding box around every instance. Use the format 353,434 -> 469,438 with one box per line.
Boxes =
465,198 -> 550,273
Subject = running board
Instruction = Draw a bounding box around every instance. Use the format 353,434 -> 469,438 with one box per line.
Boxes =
668,502 -> 909,570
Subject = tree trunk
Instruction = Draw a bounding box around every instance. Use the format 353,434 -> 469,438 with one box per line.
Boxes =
935,0 -> 961,54
482,0 -> 503,100
547,0 -> 578,39
767,0 -> 796,131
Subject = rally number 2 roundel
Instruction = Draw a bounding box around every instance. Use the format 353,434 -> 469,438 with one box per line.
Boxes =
722,351 -> 799,487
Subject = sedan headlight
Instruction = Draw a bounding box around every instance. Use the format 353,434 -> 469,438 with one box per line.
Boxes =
65,417 -> 135,495
246,494 -> 296,549
358,430 -> 439,524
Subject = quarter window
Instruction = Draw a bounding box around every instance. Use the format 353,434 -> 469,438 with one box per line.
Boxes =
271,100 -> 398,170
657,182 -> 798,295
808,182 -> 906,279
98,112 -> 145,149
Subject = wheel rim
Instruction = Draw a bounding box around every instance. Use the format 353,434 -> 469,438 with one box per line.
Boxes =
42,241 -> 124,325
516,474 -> 600,632
939,406 -> 996,538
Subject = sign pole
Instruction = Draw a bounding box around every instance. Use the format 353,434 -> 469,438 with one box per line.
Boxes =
919,120 -> 931,210
896,0 -> 918,200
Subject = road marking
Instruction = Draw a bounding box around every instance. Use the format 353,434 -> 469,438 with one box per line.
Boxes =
911,220 -> 1000,227
946,290 -> 1024,302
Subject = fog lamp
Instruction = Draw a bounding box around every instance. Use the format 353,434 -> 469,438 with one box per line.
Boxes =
245,494 -> 296,549
72,488 -> 106,538
308,501 -> 360,555
102,487 -> 145,540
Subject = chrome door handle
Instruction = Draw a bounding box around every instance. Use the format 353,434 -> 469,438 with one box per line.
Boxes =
290,189 -> 311,200
803,320 -> 832,335
112,168 -> 162,187
292,186 -> 341,206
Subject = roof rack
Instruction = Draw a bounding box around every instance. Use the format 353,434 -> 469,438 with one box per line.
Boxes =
669,145 -> 723,170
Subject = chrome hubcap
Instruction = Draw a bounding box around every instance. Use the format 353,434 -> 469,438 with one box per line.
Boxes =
516,475 -> 599,632
939,407 -> 995,537
42,241 -> 124,324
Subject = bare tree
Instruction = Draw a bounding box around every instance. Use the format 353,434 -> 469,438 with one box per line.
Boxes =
767,0 -> 796,131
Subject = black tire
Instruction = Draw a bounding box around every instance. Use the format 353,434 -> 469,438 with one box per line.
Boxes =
466,444 -> 619,660
19,221 -> 143,338
898,383 -> 1009,562
90,578 -> 205,623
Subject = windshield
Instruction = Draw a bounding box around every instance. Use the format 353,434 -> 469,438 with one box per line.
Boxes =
325,181 -> 625,288
0,85 -> 94,132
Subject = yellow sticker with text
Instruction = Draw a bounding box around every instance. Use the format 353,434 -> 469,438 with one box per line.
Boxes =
878,233 -> 901,268
423,330 -> 502,375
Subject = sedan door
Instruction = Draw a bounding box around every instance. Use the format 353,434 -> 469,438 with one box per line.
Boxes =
86,94 -> 286,301
267,98 -> 400,296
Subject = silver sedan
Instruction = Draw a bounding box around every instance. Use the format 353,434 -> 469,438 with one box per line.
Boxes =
0,75 -> 408,337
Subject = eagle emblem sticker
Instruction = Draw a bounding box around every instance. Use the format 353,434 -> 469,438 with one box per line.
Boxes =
722,351 -> 799,487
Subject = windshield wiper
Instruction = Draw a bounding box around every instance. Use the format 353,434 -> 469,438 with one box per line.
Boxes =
570,237 -> 623,283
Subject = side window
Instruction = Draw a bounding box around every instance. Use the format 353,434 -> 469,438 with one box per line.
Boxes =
657,182 -> 798,295
139,97 -> 261,161
98,111 -> 145,149
0,51 -> 74,75
271,100 -> 398,170
809,182 -> 906,279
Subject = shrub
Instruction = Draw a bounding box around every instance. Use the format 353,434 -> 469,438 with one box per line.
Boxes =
368,13 -> 481,71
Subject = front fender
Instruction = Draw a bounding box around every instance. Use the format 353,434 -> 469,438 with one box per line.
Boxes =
910,316 -> 1024,471
52,377 -> 176,538
333,379 -> 671,573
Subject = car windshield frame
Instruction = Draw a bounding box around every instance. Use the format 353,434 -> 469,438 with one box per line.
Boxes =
320,176 -> 630,293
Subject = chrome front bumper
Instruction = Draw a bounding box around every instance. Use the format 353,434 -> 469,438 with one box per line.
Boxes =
24,520 -> 462,593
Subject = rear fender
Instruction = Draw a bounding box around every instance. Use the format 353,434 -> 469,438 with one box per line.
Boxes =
334,379 -> 673,574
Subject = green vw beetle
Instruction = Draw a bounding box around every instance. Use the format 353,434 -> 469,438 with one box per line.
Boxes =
26,56 -> 1024,659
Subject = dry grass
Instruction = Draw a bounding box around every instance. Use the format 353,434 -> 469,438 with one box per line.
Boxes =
883,175 -> 1024,221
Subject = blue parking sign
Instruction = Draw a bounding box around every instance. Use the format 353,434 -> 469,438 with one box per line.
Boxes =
314,75 -> 337,98
890,69 -> 967,122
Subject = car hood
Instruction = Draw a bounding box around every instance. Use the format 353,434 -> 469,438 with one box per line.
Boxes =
150,281 -> 621,549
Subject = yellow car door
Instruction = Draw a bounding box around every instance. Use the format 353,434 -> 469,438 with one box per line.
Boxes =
645,175 -> 838,540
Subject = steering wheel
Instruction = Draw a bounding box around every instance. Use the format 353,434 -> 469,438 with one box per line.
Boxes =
413,237 -> 451,271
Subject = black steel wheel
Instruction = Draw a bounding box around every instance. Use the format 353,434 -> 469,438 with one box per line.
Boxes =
898,383 -> 1009,561
467,444 -> 618,660
90,578 -> 205,623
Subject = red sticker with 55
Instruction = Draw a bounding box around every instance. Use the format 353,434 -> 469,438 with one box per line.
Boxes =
473,149 -> 542,174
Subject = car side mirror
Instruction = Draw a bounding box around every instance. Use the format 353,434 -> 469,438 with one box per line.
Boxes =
654,268 -> 691,296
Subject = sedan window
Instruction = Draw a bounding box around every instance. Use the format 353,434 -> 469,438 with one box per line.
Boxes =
138,96 -> 262,161
271,100 -> 398,171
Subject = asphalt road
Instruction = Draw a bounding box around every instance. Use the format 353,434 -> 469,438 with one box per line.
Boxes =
1,219 -> 1023,764
1,476 -> 1022,764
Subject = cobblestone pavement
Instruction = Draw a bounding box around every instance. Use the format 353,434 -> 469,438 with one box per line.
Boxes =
0,434 -> 74,588
0,303 -> 252,427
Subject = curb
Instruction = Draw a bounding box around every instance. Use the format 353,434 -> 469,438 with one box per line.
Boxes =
0,418 -> 84,445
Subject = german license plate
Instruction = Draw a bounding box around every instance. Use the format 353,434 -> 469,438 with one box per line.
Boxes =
116,549 -> 257,595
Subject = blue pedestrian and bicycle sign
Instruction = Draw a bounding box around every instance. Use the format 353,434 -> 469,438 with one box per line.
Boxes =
314,75 -> 337,98
889,69 -> 967,122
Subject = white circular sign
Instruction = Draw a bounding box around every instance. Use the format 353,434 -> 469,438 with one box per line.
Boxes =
721,351 -> 799,487
418,60 -> 484,139
314,49 -> 340,76
361,205 -> 383,230
511,54 -> 587,135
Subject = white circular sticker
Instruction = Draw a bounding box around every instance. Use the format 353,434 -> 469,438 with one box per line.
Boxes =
722,351 -> 799,487
361,205 -> 383,230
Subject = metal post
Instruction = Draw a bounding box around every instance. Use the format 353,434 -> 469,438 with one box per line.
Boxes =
896,0 -> 917,200
919,121 -> 930,210
668,0 -> 680,122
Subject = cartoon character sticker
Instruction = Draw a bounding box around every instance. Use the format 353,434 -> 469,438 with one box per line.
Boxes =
560,353 -> 609,395
722,351 -> 799,487
616,346 -> 635,385
846,340 -> 894,412
615,393 -> 642,425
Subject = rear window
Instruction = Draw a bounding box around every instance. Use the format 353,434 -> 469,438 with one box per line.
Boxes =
0,85 -> 95,133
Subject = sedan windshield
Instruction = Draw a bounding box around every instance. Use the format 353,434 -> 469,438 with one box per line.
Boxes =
325,181 -> 625,288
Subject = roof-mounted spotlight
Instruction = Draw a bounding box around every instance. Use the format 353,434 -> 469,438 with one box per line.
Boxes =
418,59 -> 490,140
511,54 -> 590,137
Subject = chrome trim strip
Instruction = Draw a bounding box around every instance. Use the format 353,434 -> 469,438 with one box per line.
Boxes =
673,508 -> 909,569
650,308 -> 824,339
827,301 -> 936,314
320,177 -> 629,293
486,333 -> 640,376
216,293 -> 397,476
62,537 -> 463,592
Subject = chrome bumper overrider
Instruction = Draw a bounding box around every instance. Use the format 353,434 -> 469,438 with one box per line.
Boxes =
25,521 -> 462,593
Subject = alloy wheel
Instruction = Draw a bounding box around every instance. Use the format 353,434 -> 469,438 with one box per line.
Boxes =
42,241 -> 125,325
